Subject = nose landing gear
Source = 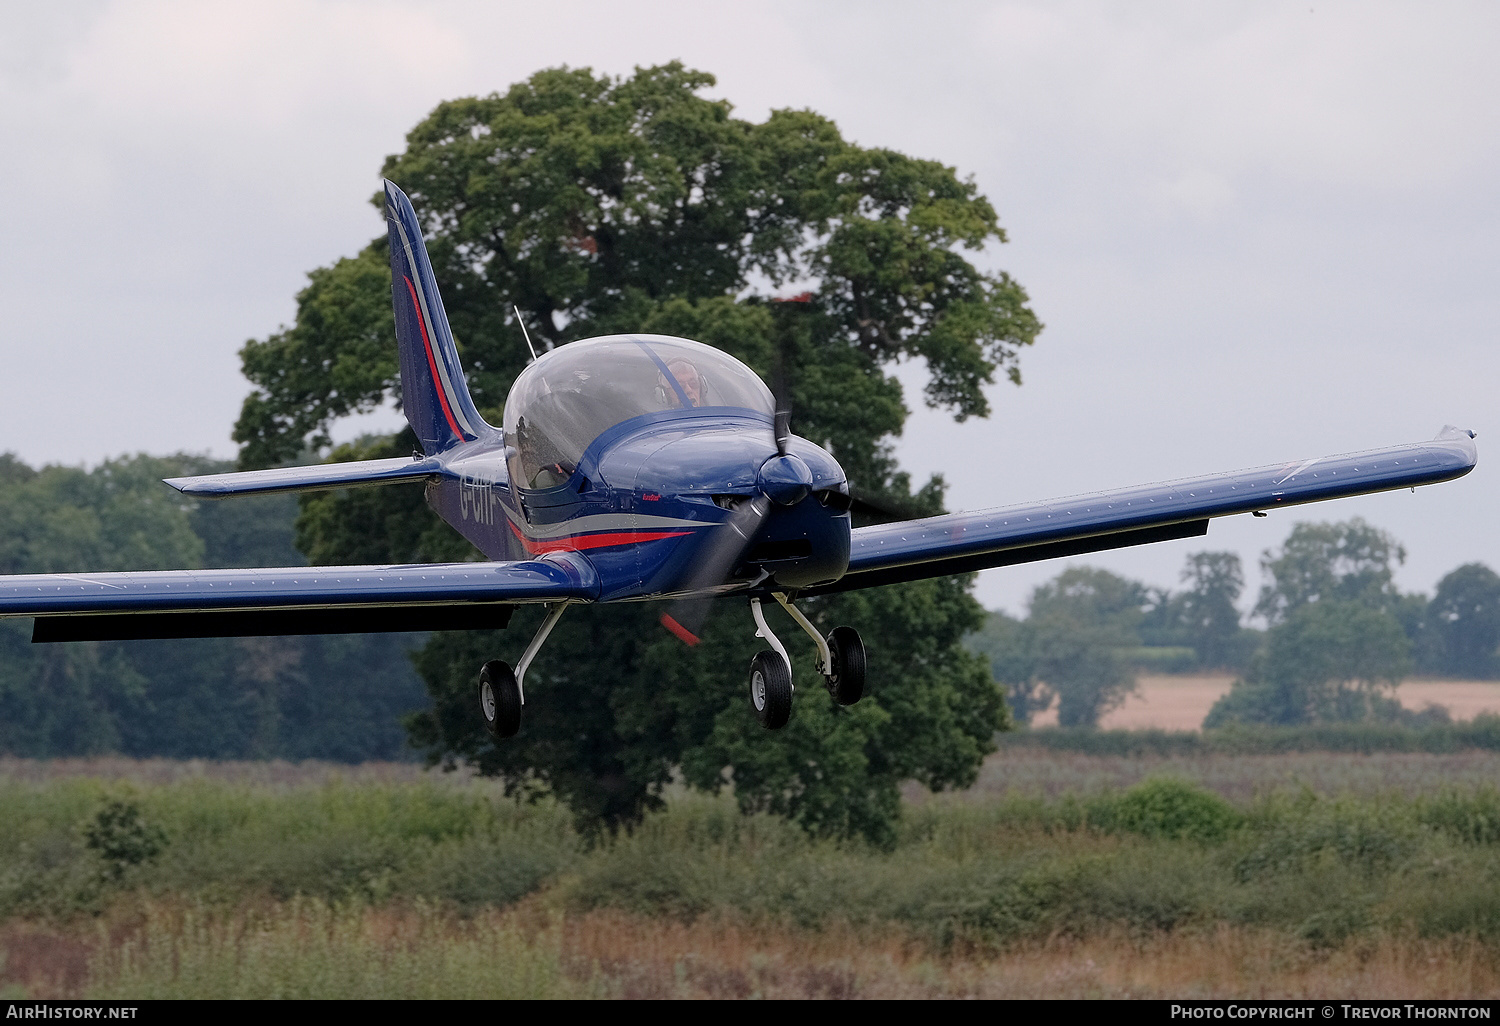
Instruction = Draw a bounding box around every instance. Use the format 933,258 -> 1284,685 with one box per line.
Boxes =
749,650 -> 793,729
747,594 -> 866,729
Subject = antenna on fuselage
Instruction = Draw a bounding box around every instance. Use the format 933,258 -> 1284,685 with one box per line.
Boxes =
513,305 -> 539,362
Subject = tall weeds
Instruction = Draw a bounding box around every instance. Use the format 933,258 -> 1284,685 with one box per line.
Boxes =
2,757 -> 1500,997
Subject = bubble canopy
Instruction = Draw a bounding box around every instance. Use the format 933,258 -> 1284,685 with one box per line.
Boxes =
503,335 -> 776,490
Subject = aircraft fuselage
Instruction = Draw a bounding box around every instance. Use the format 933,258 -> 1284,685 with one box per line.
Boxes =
425,408 -> 852,602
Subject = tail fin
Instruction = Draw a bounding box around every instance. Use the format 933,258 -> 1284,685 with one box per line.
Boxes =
383,180 -> 488,454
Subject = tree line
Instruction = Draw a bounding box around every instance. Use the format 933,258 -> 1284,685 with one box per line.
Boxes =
0,452 -> 426,761
967,518 -> 1500,728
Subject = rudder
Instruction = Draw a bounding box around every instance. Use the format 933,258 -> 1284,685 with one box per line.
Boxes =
384,179 -> 488,453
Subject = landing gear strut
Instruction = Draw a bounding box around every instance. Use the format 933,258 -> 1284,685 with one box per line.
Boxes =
478,602 -> 569,740
747,593 -> 866,730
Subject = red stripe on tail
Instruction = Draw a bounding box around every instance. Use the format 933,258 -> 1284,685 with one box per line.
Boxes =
404,276 -> 466,441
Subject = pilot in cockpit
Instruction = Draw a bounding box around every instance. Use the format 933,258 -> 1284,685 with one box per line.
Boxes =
657,358 -> 704,409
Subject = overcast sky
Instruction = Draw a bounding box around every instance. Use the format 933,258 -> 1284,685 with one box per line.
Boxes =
2,1 -> 1496,616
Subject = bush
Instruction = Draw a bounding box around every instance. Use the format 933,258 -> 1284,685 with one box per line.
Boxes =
1090,778 -> 1241,843
1417,788 -> 1500,845
85,799 -> 167,882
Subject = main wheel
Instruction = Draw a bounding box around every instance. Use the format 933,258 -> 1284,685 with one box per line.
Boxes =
749,650 -> 793,730
479,660 -> 522,739
824,625 -> 866,706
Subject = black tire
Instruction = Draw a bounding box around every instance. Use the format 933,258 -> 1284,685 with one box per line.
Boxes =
824,625 -> 865,706
749,650 -> 793,729
479,660 -> 522,738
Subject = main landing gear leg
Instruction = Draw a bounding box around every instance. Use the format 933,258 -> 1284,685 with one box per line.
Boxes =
771,593 -> 866,707
480,602 -> 568,740
746,594 -> 868,730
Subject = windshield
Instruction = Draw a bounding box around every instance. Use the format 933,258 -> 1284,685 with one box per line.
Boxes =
503,334 -> 775,490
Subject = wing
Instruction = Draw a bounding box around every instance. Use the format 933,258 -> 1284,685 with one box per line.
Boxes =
0,554 -> 598,642
805,427 -> 1477,595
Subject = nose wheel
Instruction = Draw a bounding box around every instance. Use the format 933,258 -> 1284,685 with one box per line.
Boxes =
749,650 -> 793,728
748,594 -> 865,729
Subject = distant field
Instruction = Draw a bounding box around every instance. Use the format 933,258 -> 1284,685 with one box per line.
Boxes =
1026,675 -> 1500,731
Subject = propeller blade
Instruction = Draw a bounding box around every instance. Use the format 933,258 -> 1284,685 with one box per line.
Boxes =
774,408 -> 792,457
660,494 -> 771,643
658,381 -> 788,644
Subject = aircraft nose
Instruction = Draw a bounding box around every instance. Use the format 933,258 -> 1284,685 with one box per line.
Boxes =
757,453 -> 813,506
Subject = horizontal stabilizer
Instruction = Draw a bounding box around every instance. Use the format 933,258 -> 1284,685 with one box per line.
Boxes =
165,456 -> 442,498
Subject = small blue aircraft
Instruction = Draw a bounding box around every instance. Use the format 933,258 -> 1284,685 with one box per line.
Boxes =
0,182 -> 1478,736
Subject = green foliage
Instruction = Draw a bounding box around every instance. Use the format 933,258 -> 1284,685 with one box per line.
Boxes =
971,532 -> 1500,735
84,798 -> 167,882
964,610 -> 1047,722
0,453 -> 207,577
1255,518 -> 1406,625
295,432 -> 479,565
1233,793 -> 1419,882
409,574 -> 1003,845
235,249 -> 400,469
1206,600 -> 1412,727
966,553 -> 1258,727
997,714 -> 1500,755
1026,567 -> 1145,727
1091,778 -> 1241,843
0,453 -> 429,762
560,784 -> 1500,950
6,767 -> 1500,959
1428,563 -> 1500,679
1416,787 -> 1500,845
0,777 -> 579,919
1125,647 -> 1199,673
1203,520 -> 1424,728
1180,551 -> 1248,667
1141,551 -> 1254,671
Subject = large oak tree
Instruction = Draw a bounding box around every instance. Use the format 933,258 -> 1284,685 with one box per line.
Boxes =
234,64 -> 1041,841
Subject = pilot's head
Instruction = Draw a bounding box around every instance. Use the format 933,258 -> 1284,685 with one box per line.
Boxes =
664,359 -> 703,408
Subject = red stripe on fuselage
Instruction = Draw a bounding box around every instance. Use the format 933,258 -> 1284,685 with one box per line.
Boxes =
507,520 -> 692,554
404,276 -> 466,442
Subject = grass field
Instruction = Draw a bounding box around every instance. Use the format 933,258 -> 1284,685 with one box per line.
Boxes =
3,750 -> 1499,999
